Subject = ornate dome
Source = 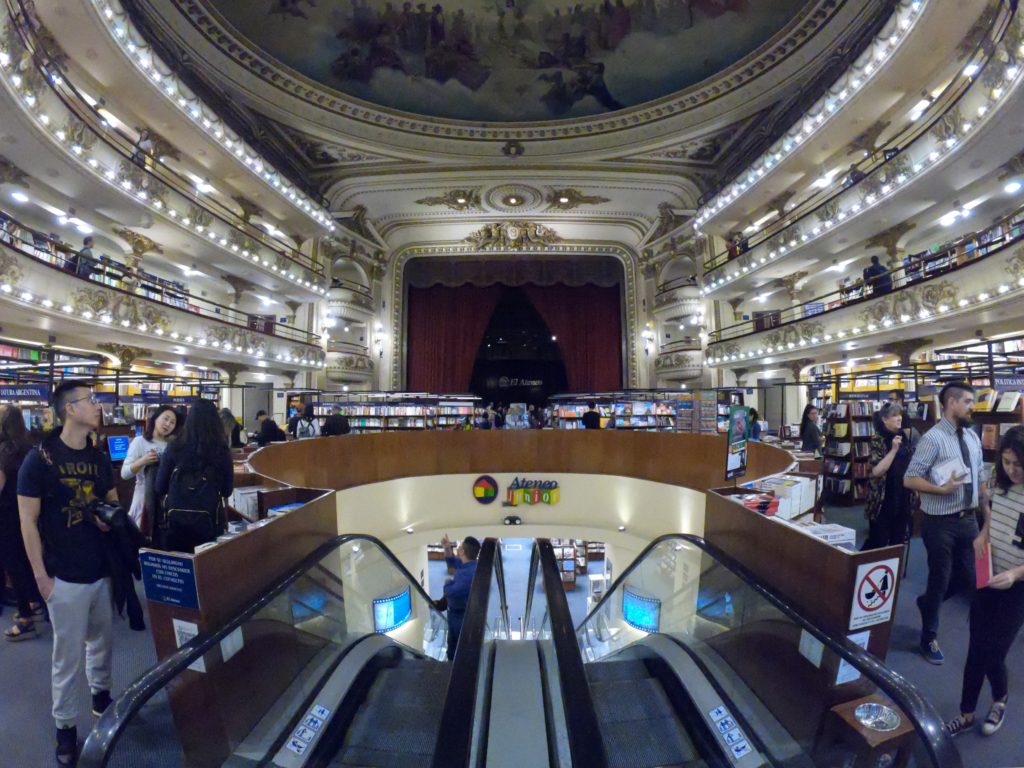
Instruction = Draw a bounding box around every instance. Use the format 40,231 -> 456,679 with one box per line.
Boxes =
204,0 -> 811,122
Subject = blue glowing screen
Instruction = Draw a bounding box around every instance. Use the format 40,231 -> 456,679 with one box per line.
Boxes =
622,588 -> 661,633
373,588 -> 412,634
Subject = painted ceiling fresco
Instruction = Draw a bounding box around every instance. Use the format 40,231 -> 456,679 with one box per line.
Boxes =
209,0 -> 809,122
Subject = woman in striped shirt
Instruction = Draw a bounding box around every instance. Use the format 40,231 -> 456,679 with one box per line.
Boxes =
946,426 -> 1024,737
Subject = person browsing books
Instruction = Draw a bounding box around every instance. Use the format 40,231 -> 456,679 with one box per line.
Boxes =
904,381 -> 990,665
944,427 -> 1024,738
799,404 -> 822,454
581,401 -> 602,430
863,401 -> 915,550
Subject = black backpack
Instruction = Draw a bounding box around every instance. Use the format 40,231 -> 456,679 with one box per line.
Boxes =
159,462 -> 224,553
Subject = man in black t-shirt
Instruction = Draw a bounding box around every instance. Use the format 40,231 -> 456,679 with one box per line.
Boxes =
19,381 -> 119,767
582,401 -> 602,429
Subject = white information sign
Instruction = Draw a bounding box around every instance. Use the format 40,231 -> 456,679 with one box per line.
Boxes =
849,558 -> 900,630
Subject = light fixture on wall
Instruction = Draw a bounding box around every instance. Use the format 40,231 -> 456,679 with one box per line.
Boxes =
642,326 -> 656,356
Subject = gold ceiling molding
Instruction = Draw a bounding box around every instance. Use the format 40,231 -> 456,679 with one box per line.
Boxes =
865,221 -> 916,258
96,344 -> 151,370
232,195 -> 265,223
415,189 -> 482,211
464,222 -> 561,251
0,155 -> 29,187
646,203 -> 691,244
162,0 -> 843,141
546,189 -> 610,211
113,228 -> 163,267
878,338 -> 931,366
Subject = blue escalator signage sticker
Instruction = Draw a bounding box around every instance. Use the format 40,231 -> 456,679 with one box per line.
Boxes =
708,705 -> 728,721
302,714 -> 324,732
723,729 -> 744,746
286,738 -> 309,756
139,552 -> 200,609
715,717 -> 737,734
730,741 -> 752,759
294,726 -> 316,743
311,704 -> 331,719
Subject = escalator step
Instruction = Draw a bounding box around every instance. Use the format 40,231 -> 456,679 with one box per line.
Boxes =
334,745 -> 434,768
599,717 -> 698,768
363,668 -> 450,707
589,677 -> 677,724
585,659 -> 651,683
344,701 -> 445,754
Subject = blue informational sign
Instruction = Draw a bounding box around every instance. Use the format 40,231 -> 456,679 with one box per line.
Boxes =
139,552 -> 200,609
107,435 -> 130,462
622,588 -> 661,633
995,376 -> 1024,389
372,588 -> 412,634
0,384 -> 49,401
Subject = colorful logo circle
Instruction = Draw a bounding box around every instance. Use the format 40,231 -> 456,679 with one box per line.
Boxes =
472,475 -> 499,505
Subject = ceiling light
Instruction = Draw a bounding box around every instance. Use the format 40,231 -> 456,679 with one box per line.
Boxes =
10,192 -> 28,203
1006,181 -> 1022,194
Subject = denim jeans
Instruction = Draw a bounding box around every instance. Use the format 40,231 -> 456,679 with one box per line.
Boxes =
918,513 -> 979,645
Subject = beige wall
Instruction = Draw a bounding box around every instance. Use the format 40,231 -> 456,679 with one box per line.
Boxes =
334,473 -> 708,578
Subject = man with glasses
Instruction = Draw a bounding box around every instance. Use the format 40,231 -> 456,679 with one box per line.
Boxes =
18,381 -> 120,767
904,381 -> 990,665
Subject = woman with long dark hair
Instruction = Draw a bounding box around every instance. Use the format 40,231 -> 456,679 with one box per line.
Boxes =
0,404 -> 43,640
121,405 -> 178,532
946,427 -> 1024,738
154,399 -> 234,552
799,404 -> 822,454
219,408 -> 246,448
862,401 -> 915,549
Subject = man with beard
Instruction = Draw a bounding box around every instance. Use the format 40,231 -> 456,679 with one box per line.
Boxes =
904,381 -> 990,665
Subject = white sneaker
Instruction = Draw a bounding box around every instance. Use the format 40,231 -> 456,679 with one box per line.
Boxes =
981,701 -> 1006,736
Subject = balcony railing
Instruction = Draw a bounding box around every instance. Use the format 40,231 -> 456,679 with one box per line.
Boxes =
701,3 -> 1011,273
0,212 -> 322,348
708,205 -> 1024,346
3,4 -> 325,282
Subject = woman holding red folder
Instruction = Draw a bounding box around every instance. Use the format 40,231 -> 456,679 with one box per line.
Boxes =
946,427 -> 1024,738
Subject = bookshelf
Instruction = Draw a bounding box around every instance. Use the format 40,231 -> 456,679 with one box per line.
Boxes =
305,394 -> 480,432
551,538 -> 579,590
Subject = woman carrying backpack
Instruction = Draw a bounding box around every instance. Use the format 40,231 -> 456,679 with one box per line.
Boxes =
294,403 -> 321,439
154,399 -> 234,553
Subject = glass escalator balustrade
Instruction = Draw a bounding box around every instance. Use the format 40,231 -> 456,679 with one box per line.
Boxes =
576,536 -> 961,768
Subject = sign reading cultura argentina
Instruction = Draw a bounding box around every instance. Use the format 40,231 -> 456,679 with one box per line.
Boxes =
502,477 -> 560,507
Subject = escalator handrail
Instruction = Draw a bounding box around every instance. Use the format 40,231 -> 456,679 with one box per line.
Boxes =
538,539 -> 609,768
79,532 -> 446,768
493,540 -> 511,636
524,540 -> 541,637
431,538 -> 498,768
575,533 -> 962,768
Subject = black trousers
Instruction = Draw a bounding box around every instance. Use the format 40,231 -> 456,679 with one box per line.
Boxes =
863,493 -> 912,550
918,513 -> 978,644
0,512 -> 41,617
960,581 -> 1024,714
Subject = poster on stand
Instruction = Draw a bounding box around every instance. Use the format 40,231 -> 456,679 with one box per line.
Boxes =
725,405 -> 751,480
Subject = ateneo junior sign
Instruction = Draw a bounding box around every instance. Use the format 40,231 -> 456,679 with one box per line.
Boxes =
472,475 -> 561,507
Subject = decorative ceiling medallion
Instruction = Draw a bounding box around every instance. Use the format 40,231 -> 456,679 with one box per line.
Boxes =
415,189 -> 482,211
484,184 -> 543,213
546,188 -> 610,210
464,221 -> 561,250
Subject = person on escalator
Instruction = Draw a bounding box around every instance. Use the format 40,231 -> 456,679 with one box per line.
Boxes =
436,534 -> 480,660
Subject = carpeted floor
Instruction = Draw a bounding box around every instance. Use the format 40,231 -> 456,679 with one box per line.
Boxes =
3,524 -> 1021,767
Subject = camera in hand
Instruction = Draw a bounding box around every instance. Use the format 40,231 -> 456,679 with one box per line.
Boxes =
84,500 -> 129,529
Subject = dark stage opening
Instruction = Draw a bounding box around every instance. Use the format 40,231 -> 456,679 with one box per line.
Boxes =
469,287 -> 568,405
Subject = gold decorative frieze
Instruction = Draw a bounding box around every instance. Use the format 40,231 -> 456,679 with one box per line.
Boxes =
654,353 -> 698,371
464,221 -> 561,250
0,249 -> 25,286
185,205 -> 213,232
546,189 -> 610,211
649,203 -> 689,242
202,325 -> 269,357
0,155 -> 29,187
96,343 -> 150,369
415,189 -> 481,211
60,118 -> 96,152
858,281 -> 959,326
71,286 -> 172,333
232,195 -> 264,223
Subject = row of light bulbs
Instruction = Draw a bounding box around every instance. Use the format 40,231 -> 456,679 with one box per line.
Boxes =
93,0 -> 334,231
704,277 -> 1024,367
0,280 -> 326,368
700,53 -> 1023,295
694,0 -> 925,228
0,48 -> 329,296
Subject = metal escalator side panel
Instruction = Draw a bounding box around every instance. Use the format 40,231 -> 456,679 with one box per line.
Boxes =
536,540 -> 609,768
270,635 -> 403,767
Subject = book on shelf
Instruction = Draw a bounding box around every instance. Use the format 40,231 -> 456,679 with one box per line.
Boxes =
831,423 -> 849,438
851,422 -> 873,437
996,391 -> 1021,413
826,440 -> 851,456
982,424 -> 999,451
975,388 -> 998,412
853,442 -> 871,458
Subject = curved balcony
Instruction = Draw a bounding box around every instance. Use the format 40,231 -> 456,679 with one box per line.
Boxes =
12,0 -> 333,232
695,0 -> 983,230
704,211 -> 1024,366
702,12 -> 1023,296
0,12 -> 328,294
325,341 -> 376,383
654,344 -> 703,381
652,276 -> 700,319
0,216 -> 326,369
327,281 -> 375,322
701,3 -> 1012,275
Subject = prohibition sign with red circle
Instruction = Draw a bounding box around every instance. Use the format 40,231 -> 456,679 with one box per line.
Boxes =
857,564 -> 895,613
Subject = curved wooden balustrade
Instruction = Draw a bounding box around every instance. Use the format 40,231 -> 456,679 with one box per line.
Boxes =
247,431 -> 795,492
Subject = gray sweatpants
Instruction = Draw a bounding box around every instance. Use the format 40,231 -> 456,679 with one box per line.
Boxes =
46,577 -> 113,727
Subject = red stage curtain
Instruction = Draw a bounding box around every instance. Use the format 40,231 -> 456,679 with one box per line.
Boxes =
406,285 -> 504,392
521,284 -> 622,392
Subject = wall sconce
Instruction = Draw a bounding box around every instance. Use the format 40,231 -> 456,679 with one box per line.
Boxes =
374,334 -> 386,359
641,328 -> 656,356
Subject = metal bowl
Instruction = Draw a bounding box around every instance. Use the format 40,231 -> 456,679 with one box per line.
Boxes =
854,702 -> 901,732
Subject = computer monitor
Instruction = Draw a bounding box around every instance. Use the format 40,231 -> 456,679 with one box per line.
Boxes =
107,435 -> 130,462
372,588 -> 412,634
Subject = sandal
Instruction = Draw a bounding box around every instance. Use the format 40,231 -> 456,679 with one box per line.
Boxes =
4,617 -> 38,642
